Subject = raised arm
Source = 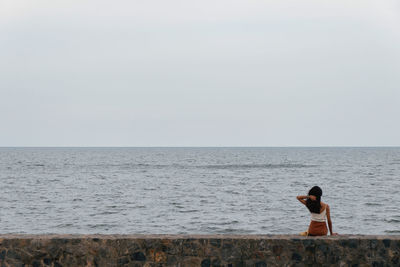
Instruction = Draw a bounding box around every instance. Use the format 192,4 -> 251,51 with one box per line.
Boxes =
296,195 -> 309,205
326,204 -> 338,235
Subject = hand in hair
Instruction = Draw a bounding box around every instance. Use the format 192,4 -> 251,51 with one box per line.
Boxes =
309,195 -> 316,201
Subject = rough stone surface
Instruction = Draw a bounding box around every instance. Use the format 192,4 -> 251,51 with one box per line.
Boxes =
0,235 -> 399,266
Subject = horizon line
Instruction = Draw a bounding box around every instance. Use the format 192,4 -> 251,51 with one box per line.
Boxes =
1,146 -> 399,148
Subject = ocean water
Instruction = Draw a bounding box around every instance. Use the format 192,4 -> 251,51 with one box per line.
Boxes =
0,147 -> 399,235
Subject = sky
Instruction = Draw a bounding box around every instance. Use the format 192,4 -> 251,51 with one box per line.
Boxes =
1,0 -> 399,146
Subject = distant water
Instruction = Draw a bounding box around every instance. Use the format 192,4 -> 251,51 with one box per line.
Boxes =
0,147 -> 399,235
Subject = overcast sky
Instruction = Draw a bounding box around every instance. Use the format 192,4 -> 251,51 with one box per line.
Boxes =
1,0 -> 399,146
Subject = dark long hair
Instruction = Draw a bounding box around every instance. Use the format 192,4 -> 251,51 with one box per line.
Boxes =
306,186 -> 322,213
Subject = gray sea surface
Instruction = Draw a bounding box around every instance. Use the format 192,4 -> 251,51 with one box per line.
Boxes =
0,147 -> 399,235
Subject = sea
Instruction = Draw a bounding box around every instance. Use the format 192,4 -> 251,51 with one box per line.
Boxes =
0,147 -> 399,235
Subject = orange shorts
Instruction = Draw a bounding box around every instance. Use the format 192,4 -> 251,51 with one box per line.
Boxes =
308,221 -> 328,236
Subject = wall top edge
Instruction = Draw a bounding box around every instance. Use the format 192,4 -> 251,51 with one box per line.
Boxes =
0,234 -> 399,240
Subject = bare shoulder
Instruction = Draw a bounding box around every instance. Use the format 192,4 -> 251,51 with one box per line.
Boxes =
321,202 -> 329,211
324,203 -> 330,211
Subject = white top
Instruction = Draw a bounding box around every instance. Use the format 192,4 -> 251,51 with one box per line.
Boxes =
310,208 -> 326,222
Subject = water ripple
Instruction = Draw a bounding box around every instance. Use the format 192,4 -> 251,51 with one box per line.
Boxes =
0,147 -> 399,235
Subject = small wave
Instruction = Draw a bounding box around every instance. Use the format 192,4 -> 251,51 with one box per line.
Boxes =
87,223 -> 118,229
384,219 -> 400,223
224,190 -> 240,195
86,162 -> 316,170
364,202 -> 382,206
384,230 -> 400,234
26,164 -> 45,167
198,163 -> 316,169
178,209 -> 199,213
98,210 -> 121,215
144,188 -> 156,191
56,223 -> 74,228
215,220 -> 239,226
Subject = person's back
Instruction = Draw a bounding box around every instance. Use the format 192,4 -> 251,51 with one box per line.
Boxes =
308,201 -> 328,236
310,203 -> 327,222
296,186 -> 337,236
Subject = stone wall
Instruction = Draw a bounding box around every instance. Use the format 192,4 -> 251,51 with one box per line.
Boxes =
0,235 -> 399,266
